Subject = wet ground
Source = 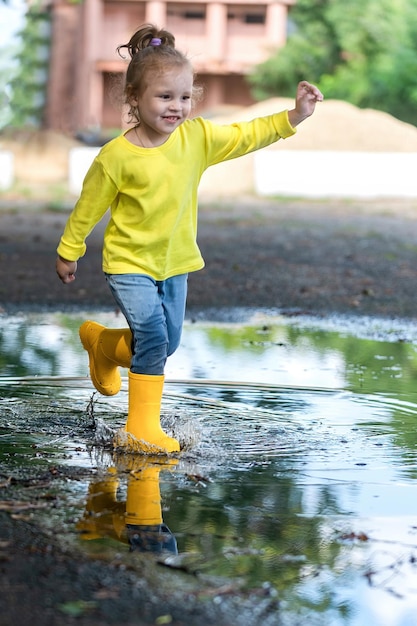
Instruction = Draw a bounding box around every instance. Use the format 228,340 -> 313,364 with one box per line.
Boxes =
2,197 -> 417,317
1,198 -> 417,625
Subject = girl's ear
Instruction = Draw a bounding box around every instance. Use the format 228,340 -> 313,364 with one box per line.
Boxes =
125,84 -> 138,106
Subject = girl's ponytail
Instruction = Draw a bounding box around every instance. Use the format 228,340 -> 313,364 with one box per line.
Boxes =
117,24 -> 175,59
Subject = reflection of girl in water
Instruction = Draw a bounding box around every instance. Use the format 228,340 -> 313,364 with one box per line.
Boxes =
77,459 -> 177,554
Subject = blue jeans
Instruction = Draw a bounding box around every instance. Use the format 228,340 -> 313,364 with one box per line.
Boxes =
105,273 -> 188,375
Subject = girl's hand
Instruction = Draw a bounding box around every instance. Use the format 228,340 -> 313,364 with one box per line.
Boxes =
288,81 -> 323,128
56,256 -> 77,284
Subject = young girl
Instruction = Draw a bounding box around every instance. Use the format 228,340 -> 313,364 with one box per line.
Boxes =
56,24 -> 323,454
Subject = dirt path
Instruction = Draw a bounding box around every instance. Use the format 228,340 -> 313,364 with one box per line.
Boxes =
1,197 -> 417,319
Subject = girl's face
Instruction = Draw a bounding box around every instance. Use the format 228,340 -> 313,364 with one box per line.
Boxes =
135,65 -> 193,145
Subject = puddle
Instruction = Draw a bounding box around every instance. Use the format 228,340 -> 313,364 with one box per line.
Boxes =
1,310 -> 417,625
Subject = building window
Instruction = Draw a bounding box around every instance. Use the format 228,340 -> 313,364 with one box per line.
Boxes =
227,6 -> 266,25
167,5 -> 206,20
244,14 -> 265,24
184,10 -> 205,19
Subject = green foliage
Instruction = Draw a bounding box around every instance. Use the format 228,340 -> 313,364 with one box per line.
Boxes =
8,6 -> 51,128
249,0 -> 417,125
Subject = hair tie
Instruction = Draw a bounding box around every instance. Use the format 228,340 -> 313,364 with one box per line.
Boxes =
150,38 -> 162,46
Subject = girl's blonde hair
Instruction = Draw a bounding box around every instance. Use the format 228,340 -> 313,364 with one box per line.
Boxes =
117,24 -> 202,123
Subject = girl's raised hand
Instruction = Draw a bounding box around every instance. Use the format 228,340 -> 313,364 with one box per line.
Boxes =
288,81 -> 323,128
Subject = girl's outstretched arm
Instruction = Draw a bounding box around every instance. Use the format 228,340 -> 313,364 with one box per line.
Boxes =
288,81 -> 323,128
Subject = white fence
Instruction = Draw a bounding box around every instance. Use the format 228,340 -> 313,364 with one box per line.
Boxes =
2,147 -> 417,199
68,147 -> 100,195
0,151 -> 14,190
254,150 -> 417,198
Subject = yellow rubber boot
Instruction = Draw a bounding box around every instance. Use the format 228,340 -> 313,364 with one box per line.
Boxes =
115,372 -> 180,454
79,320 -> 132,396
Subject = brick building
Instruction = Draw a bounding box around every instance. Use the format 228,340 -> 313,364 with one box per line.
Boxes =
45,0 -> 295,134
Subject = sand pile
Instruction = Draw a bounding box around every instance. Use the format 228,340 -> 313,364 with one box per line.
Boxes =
198,99 -> 417,195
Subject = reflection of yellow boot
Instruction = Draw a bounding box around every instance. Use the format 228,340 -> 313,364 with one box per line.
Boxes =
76,467 -> 124,540
115,372 -> 180,454
79,321 -> 132,396
125,461 -> 177,554
126,464 -> 163,526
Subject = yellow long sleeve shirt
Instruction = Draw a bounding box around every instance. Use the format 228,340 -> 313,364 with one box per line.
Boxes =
57,111 -> 296,280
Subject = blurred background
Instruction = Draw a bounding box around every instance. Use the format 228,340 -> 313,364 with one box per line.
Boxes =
1,0 -> 417,199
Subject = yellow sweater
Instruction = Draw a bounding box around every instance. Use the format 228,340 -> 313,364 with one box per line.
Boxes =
57,112 -> 296,280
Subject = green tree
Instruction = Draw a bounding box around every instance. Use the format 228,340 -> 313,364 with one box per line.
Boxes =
8,6 -> 51,128
0,0 -> 25,128
249,0 -> 417,126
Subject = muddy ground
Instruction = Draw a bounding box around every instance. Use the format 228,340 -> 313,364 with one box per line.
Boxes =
1,196 -> 417,318
1,196 -> 417,625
